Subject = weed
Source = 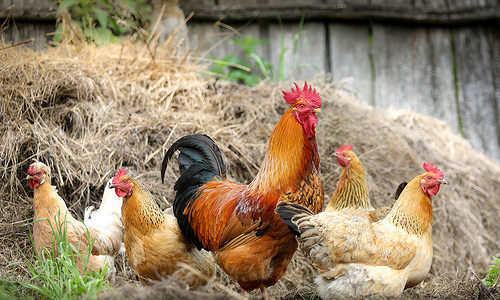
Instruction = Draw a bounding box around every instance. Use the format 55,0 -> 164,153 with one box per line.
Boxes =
0,214 -> 110,299
55,0 -> 152,44
276,14 -> 306,82
210,35 -> 272,87
211,15 -> 307,86
483,256 -> 499,288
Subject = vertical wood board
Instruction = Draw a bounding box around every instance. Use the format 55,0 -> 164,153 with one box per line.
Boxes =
2,22 -> 54,50
453,26 -> 499,161
372,24 -> 459,132
268,22 -> 327,80
328,23 -> 372,104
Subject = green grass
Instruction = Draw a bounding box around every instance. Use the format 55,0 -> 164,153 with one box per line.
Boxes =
1,214 -> 110,299
55,0 -> 152,44
209,35 -> 272,87
210,14 -> 308,86
483,256 -> 500,288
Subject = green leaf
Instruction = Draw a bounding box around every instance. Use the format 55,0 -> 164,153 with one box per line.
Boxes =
58,0 -> 79,12
91,7 -> 109,28
249,53 -> 272,78
243,74 -> 260,87
226,69 -> 248,81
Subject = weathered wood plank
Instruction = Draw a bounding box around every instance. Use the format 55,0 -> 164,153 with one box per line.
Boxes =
372,24 -> 420,109
486,26 -> 500,141
371,24 -> 458,130
328,23 -> 372,104
2,21 -> 55,49
180,1 -> 499,24
268,22 -> 327,80
3,0 -> 498,24
425,28 -> 459,130
187,22 -> 264,70
0,0 -> 57,21
453,26 -> 499,161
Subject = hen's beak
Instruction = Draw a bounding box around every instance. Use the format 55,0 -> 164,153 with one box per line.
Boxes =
438,178 -> 448,185
313,108 -> 321,114
109,182 -> 117,189
26,175 -> 33,180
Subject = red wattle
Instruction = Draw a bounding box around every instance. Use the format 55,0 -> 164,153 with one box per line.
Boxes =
294,111 -> 318,139
427,184 -> 440,195
421,183 -> 440,196
115,188 -> 128,198
29,179 -> 39,189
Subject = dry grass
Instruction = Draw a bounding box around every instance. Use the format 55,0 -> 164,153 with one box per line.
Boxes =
0,30 -> 499,299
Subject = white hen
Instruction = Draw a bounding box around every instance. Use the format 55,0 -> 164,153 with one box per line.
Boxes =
84,178 -> 125,277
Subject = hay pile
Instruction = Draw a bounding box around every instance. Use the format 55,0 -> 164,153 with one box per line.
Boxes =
0,40 -> 499,299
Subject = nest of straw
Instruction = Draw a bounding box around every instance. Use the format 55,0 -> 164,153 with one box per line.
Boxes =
0,37 -> 498,299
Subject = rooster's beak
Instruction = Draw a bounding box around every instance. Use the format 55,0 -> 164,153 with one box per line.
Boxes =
438,178 -> 448,185
313,108 -> 321,114
109,182 -> 117,189
331,152 -> 338,157
26,175 -> 33,180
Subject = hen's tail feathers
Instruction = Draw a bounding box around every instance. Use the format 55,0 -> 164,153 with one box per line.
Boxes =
394,182 -> 408,200
275,202 -> 315,236
162,134 -> 227,249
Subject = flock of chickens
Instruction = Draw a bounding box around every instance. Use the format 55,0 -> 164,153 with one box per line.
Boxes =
26,82 -> 447,299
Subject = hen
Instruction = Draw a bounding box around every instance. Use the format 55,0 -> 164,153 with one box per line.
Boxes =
276,162 -> 447,298
327,144 -> 392,222
28,162 -> 116,275
161,82 -> 324,296
110,169 -> 215,287
83,177 -> 125,276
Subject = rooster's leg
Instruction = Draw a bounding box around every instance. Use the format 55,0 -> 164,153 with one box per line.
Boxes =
260,286 -> 268,300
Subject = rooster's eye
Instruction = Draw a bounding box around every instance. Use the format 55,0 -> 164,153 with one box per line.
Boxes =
123,180 -> 128,184
427,176 -> 432,180
343,153 -> 347,157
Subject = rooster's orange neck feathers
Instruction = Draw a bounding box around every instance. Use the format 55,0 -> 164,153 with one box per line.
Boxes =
327,154 -> 371,211
386,173 -> 433,236
250,107 -> 319,195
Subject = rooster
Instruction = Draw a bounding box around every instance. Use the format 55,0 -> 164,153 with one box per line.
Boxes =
276,162 -> 447,298
161,82 -> 324,297
110,169 -> 215,287
27,162 -> 116,275
327,144 -> 392,221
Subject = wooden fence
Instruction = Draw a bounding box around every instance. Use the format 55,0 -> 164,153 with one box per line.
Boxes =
1,0 -> 499,161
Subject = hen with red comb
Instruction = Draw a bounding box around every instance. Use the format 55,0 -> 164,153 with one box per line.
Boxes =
423,162 -> 443,179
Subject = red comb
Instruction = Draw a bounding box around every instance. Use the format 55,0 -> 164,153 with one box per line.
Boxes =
423,162 -> 443,179
336,144 -> 353,153
28,164 -> 35,175
113,169 -> 127,183
282,81 -> 321,107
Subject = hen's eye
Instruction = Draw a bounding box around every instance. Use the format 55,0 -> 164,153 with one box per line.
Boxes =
123,180 -> 128,184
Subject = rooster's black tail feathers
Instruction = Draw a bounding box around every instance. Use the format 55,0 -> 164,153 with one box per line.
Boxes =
162,134 -> 227,249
